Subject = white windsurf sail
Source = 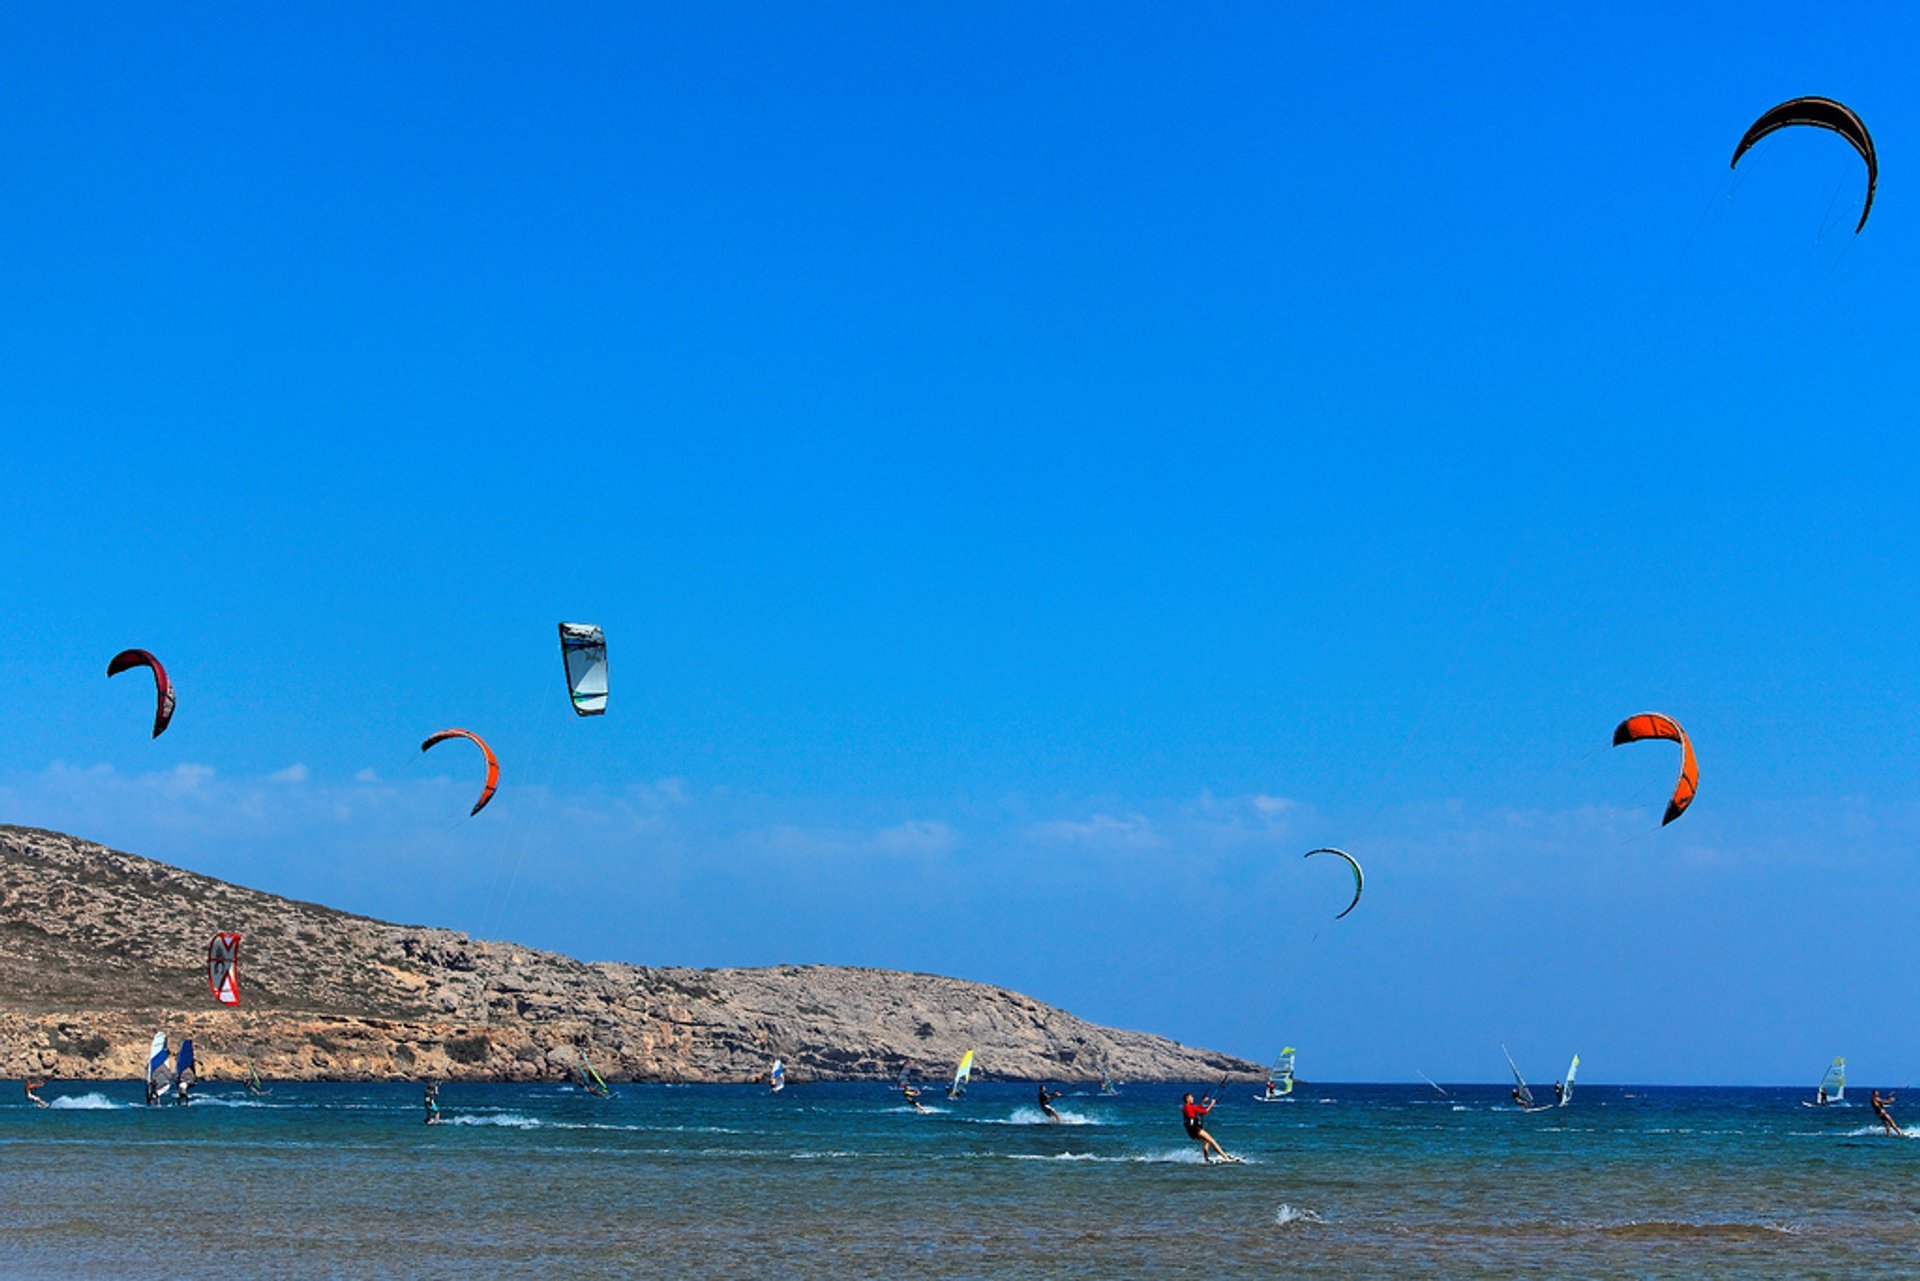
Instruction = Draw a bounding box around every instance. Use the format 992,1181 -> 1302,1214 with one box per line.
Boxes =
558,623 -> 608,716
770,1058 -> 786,1093
1502,1044 -> 1534,1108
949,1049 -> 975,1099
1270,1047 -> 1297,1096
1819,1056 -> 1846,1104
1558,1054 -> 1579,1106
146,1032 -> 173,1098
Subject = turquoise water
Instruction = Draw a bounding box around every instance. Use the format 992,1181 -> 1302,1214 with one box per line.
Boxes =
1,1080 -> 1914,1278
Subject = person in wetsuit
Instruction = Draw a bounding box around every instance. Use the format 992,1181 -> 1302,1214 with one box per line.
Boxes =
1181,1091 -> 1233,1163
901,1081 -> 929,1113
1871,1089 -> 1899,1136
1552,1081 -> 1564,1106
23,1080 -> 47,1109
1037,1084 -> 1064,1122
423,1081 -> 442,1125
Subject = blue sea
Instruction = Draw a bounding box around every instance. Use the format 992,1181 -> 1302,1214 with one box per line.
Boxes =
1,1080 -> 1913,1278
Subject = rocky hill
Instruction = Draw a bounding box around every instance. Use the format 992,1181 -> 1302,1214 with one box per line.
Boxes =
0,827 -> 1257,1085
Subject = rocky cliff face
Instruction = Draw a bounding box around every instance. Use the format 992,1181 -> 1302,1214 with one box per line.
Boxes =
0,827 -> 1257,1084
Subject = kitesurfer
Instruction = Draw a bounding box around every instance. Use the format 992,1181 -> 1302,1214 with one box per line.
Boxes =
424,1081 -> 442,1125
901,1082 -> 928,1114
1871,1090 -> 1899,1136
1037,1084 -> 1064,1122
1181,1091 -> 1234,1163
24,1080 -> 47,1109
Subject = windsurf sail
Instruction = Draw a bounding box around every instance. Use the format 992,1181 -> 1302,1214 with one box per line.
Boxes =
1818,1056 -> 1846,1103
949,1049 -> 975,1099
1502,1044 -> 1535,1108
1559,1054 -> 1579,1107
1269,1047 -> 1297,1096
1417,1070 -> 1450,1098
573,1051 -> 613,1098
146,1032 -> 172,1097
770,1058 -> 786,1093
1097,1056 -> 1119,1095
208,932 -> 242,1007
558,623 -> 608,716
174,1038 -> 195,1085
245,1059 -> 267,1095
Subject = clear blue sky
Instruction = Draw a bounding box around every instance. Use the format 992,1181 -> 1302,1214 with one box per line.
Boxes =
2,2 -> 1916,1085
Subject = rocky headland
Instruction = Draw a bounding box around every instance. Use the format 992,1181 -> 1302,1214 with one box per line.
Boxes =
0,827 -> 1257,1085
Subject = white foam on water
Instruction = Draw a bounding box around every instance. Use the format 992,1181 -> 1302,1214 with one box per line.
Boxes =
1274,1204 -> 1325,1228
1003,1148 -> 1255,1166
883,1104 -> 949,1114
978,1106 -> 1106,1127
1844,1124 -> 1920,1139
46,1093 -> 125,1110
446,1112 -> 542,1129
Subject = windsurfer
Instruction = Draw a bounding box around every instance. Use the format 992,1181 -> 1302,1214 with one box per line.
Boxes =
1182,1092 -> 1233,1163
1553,1081 -> 1565,1106
901,1082 -> 928,1113
1871,1090 -> 1899,1136
1037,1084 -> 1063,1122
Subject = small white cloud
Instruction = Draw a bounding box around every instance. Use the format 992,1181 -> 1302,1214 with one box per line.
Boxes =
155,763 -> 216,794
267,764 -> 309,784
354,768 -> 380,783
1029,813 -> 1161,848
874,819 -> 958,856
1252,794 -> 1294,817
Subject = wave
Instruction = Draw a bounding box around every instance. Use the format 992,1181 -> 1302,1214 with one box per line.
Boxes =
1844,1124 -> 1920,1139
882,1104 -> 949,1114
446,1113 -> 542,1129
974,1106 -> 1107,1127
1274,1204 -> 1325,1228
1004,1148 -> 1256,1165
1594,1219 -> 1803,1240
46,1093 -> 125,1110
